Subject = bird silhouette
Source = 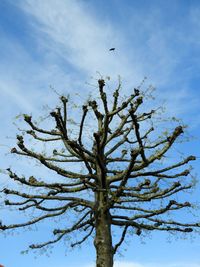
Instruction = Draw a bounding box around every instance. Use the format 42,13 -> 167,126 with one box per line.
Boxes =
109,48 -> 115,51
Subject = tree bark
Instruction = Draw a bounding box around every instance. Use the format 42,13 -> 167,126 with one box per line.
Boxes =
94,191 -> 114,267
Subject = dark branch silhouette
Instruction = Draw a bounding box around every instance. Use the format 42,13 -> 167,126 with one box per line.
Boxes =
0,78 -> 199,267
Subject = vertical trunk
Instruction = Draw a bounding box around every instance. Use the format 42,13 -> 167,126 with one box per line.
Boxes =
94,191 -> 114,267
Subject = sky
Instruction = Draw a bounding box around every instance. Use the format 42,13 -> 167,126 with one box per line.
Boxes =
0,0 -> 200,267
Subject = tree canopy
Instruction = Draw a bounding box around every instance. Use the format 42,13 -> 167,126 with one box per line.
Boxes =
0,78 -> 199,267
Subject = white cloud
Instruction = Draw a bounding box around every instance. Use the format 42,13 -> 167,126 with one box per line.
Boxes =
17,0 -> 144,83
84,261 -> 200,267
114,262 -> 144,267
0,3 -> 200,267
13,0 -> 200,126
0,79 -> 35,112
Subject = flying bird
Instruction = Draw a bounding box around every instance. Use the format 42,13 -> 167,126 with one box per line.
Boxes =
109,48 -> 115,51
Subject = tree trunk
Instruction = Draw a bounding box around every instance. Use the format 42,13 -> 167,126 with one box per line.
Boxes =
94,191 -> 114,267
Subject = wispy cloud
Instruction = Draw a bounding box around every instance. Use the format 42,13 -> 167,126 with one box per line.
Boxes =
12,0 -> 200,126
16,0 -> 144,82
0,2 -> 200,267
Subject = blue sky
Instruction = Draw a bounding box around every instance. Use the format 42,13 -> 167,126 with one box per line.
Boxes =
0,0 -> 200,267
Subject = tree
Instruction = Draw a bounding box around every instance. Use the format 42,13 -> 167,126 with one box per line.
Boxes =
0,78 -> 199,267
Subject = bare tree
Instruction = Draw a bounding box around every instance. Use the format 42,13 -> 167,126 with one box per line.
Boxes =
0,78 -> 199,267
